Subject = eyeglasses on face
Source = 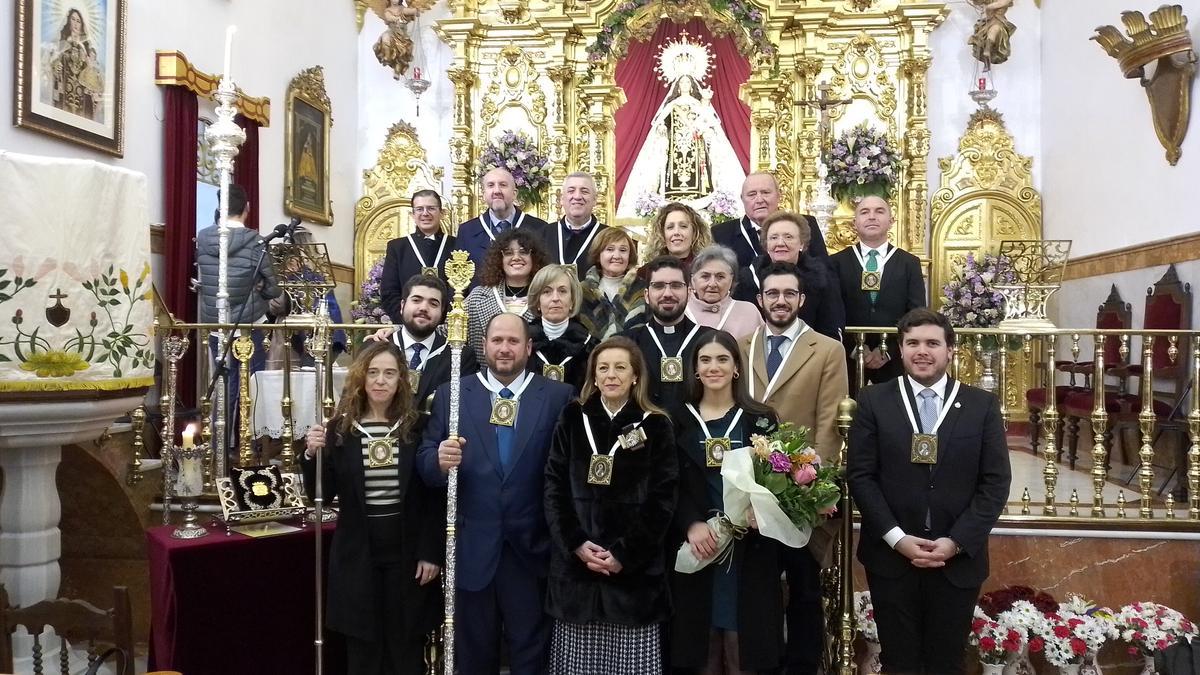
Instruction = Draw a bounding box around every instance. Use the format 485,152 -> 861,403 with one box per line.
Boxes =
649,281 -> 687,291
502,247 -> 531,258
761,289 -> 801,301
412,206 -> 441,214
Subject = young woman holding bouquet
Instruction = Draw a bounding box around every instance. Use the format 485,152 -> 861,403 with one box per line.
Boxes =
543,337 -> 679,674
669,329 -> 786,673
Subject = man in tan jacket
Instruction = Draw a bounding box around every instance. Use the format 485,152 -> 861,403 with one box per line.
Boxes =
739,260 -> 849,675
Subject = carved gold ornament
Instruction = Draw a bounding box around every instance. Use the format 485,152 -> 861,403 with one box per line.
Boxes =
1093,4 -> 1197,165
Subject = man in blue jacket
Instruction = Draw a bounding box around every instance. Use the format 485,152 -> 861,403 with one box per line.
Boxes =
418,312 -> 573,675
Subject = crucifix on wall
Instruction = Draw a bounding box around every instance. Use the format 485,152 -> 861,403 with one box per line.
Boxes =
800,81 -> 852,151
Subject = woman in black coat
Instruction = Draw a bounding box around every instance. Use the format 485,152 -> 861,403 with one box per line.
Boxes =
527,263 -> 597,391
543,336 -> 678,675
669,329 -> 785,674
302,340 -> 444,675
732,211 -> 846,341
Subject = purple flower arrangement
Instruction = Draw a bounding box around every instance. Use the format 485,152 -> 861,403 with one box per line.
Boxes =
477,130 -> 551,207
351,259 -> 391,325
585,0 -> 776,69
938,252 -> 1015,329
633,191 -> 668,219
824,123 -> 903,204
703,189 -> 740,223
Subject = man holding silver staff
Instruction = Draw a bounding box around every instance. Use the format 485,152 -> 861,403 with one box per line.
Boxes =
417,312 -> 573,674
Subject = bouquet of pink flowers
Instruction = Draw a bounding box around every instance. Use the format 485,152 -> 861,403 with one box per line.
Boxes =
1116,602 -> 1198,655
745,423 -> 841,533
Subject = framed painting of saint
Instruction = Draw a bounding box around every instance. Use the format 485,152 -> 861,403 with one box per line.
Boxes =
284,66 -> 333,225
14,0 -> 127,156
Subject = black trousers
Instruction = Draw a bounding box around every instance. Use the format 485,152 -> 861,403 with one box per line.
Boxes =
866,567 -> 980,675
342,564 -> 427,675
783,547 -> 824,675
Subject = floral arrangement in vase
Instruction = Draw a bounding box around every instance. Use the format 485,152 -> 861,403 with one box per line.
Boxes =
938,252 -> 1016,339
701,190 -> 740,224
823,122 -> 902,204
854,591 -> 879,643
633,191 -> 668,220
1032,611 -> 1110,670
980,585 -> 1059,618
477,130 -> 552,207
1115,602 -> 1198,656
350,259 -> 390,324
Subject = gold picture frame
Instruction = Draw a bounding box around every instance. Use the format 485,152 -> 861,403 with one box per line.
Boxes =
284,66 -> 333,225
13,0 -> 127,156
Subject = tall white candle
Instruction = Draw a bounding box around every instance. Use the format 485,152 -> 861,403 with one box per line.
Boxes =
223,25 -> 237,84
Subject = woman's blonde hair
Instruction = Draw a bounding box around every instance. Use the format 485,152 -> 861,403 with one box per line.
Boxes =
577,336 -> 665,415
528,264 -> 583,318
645,202 -> 711,260
333,341 -> 417,439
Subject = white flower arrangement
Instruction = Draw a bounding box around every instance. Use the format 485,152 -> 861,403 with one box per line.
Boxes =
1116,602 -> 1198,656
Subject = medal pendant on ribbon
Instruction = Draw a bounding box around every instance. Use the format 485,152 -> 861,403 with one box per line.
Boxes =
861,270 -> 882,291
705,437 -> 730,467
407,370 -> 421,393
587,454 -> 614,485
421,266 -> 438,277
490,398 -> 518,426
660,356 -> 684,382
910,433 -> 938,464
367,438 -> 397,468
542,364 -> 565,382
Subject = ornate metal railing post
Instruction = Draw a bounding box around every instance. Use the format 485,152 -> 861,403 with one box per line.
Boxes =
1138,335 -> 1157,518
1042,334 -> 1060,516
1091,334 -> 1110,517
836,397 -> 858,675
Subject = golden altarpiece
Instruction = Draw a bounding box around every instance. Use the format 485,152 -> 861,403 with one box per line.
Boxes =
352,0 -> 1047,423
354,0 -> 956,279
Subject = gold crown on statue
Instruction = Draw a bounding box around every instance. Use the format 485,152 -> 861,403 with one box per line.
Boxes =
1092,4 -> 1194,78
656,32 -> 715,85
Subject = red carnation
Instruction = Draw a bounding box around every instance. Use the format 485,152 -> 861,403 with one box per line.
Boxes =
1007,629 -> 1021,641
1070,637 -> 1087,655
1129,647 -> 1140,656
972,618 -> 987,633
1029,637 -> 1045,653
1053,625 -> 1071,639
1002,639 -> 1020,653
980,637 -> 997,651
1068,618 -> 1084,628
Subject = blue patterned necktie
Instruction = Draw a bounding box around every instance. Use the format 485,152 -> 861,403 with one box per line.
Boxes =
918,388 -> 939,434
496,387 -> 515,471
493,219 -> 512,236
766,335 -> 788,380
866,249 -> 880,304
408,343 -> 424,371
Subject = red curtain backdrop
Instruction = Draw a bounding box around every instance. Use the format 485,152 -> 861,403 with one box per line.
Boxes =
233,115 -> 260,232
614,19 -> 752,204
162,85 -> 199,409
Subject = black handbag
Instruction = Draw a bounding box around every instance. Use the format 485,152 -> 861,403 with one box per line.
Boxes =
83,646 -> 127,675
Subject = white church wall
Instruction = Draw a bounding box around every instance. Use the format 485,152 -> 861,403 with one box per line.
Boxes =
927,0 -> 1043,195
0,0 -> 361,266
357,2 -> 456,212
1041,0 -> 1199,257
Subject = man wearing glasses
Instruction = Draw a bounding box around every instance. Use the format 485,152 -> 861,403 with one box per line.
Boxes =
380,190 -> 456,322
739,261 -> 848,675
619,255 -> 714,407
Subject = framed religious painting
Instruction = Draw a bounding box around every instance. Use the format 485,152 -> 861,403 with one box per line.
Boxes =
284,66 -> 333,225
13,0 -> 126,156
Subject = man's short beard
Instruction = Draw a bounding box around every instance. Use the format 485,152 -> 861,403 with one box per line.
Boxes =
766,308 -> 798,329
650,302 -> 685,324
403,315 -> 437,340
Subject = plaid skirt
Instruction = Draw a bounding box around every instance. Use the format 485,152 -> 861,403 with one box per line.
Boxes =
548,620 -> 663,675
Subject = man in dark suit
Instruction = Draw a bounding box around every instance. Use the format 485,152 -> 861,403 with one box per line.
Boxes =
712,172 -> 828,270
540,172 -> 607,278
829,195 -> 926,388
847,308 -> 1011,675
619,256 -> 714,408
376,274 -> 479,420
455,167 -> 549,286
379,190 -> 456,321
418,312 -> 573,675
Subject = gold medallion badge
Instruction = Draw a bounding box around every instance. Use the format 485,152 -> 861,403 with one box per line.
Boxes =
660,356 -> 684,382
490,398 -> 518,426
368,438 -> 397,468
705,437 -> 731,467
861,270 -> 882,291
542,364 -> 565,382
910,434 -> 938,464
587,454 -> 614,485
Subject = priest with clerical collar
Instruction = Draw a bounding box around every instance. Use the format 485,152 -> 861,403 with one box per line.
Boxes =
379,189 -> 456,322
711,172 -> 829,270
541,172 -> 608,279
619,255 -> 715,408
455,166 -> 549,286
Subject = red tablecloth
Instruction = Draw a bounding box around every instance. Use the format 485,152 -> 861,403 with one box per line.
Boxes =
146,521 -> 345,675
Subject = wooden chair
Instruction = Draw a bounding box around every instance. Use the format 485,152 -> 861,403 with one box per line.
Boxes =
0,584 -> 133,675
1062,265 -> 1192,476
1026,284 -> 1131,465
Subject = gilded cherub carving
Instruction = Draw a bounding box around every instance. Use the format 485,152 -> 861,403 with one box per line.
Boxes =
369,0 -> 435,80
969,0 -> 1017,68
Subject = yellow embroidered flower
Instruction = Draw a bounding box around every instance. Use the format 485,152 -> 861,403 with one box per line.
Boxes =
119,269 -> 130,289
20,350 -> 90,378
139,262 -> 151,283
750,434 -> 772,459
